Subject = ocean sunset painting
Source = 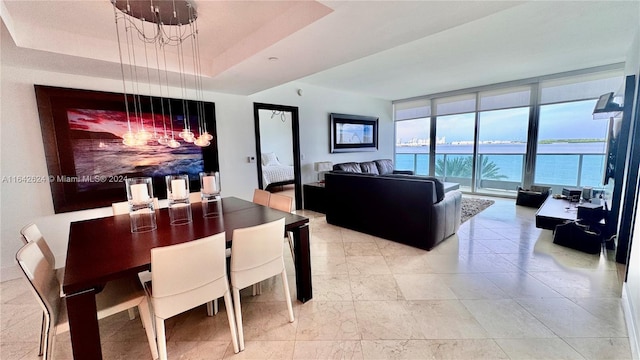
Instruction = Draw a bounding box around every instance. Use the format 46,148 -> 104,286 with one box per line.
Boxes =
67,108 -> 204,192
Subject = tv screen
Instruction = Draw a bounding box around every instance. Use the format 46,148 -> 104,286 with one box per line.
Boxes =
594,92 -> 614,113
329,113 -> 378,153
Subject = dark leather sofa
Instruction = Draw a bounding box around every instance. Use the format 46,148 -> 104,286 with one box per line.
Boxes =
325,171 -> 462,251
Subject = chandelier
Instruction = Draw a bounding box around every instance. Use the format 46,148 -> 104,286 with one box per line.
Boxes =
112,0 -> 212,148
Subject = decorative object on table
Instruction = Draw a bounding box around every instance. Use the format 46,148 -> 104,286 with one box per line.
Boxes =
200,171 -> 221,218
461,197 -> 495,223
562,187 -> 582,201
125,177 -> 157,233
314,161 -> 333,182
166,174 -> 192,225
577,202 -> 606,224
516,185 -> 551,208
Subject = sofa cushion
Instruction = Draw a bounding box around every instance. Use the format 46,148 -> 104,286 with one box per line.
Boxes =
360,161 -> 380,175
381,174 -> 445,203
374,159 -> 395,175
333,162 -> 362,173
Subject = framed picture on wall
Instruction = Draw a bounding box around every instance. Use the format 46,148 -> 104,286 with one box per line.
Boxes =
329,113 -> 378,153
34,85 -> 219,213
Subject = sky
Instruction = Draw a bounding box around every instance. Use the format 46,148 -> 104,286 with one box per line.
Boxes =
396,99 -> 611,144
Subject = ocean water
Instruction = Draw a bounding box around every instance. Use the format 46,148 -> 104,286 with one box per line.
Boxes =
396,142 -> 607,187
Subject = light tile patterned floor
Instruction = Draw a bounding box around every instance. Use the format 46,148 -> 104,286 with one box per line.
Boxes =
1,197 -> 631,359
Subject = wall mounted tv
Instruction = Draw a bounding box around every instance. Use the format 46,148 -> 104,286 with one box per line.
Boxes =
329,113 -> 378,153
593,92 -> 623,114
34,85 -> 219,213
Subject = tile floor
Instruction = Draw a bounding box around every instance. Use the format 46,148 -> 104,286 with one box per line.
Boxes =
1,197 -> 631,359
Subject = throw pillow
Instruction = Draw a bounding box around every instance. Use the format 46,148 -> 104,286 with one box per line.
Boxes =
261,152 -> 280,166
360,161 -> 379,175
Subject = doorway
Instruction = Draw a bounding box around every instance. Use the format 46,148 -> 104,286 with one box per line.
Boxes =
253,103 -> 302,210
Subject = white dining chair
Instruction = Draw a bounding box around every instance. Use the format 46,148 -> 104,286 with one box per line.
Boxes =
252,189 -> 271,206
189,191 -> 202,203
16,241 -> 158,360
19,223 -> 64,356
143,233 -> 239,359
230,218 -> 294,351
268,193 -> 295,261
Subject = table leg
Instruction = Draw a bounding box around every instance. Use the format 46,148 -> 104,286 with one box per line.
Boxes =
66,289 -> 103,359
291,224 -> 312,302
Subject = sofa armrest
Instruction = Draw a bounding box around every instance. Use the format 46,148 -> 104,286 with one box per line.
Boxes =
430,191 -> 462,249
392,170 -> 414,175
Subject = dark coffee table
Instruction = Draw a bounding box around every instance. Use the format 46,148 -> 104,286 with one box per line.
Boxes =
535,196 -> 579,230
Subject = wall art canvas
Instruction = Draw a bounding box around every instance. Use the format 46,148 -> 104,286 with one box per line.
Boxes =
35,85 -> 219,213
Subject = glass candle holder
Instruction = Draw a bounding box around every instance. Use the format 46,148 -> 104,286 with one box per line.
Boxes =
125,177 -> 157,233
166,174 -> 192,225
200,171 -> 221,217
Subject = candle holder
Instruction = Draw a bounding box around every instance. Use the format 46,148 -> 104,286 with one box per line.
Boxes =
125,177 -> 157,233
165,174 -> 192,225
199,171 -> 221,217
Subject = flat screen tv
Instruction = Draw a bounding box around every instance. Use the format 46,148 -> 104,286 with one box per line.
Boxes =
35,85 -> 219,213
329,113 -> 378,153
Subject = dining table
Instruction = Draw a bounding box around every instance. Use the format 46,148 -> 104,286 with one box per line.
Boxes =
62,196 -> 311,360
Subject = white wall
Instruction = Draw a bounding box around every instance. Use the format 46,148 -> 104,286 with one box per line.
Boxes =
0,66 -> 391,279
251,83 -> 393,184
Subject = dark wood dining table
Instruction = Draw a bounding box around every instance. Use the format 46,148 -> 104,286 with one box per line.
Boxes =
62,196 -> 311,360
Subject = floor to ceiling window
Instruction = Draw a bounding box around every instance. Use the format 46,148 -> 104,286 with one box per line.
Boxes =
395,117 -> 430,175
394,99 -> 432,174
535,73 -> 622,194
393,66 -> 623,197
433,95 -> 476,191
476,107 -> 530,194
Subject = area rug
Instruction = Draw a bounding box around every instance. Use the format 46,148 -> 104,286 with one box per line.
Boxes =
461,197 -> 495,223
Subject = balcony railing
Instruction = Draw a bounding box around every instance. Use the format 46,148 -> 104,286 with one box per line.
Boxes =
395,152 -> 605,194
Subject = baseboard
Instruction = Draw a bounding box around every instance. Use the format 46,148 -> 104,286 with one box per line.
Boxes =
623,284 -> 640,360
1,263 -> 22,282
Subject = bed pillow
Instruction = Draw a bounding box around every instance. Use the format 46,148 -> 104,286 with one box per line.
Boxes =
262,152 -> 280,166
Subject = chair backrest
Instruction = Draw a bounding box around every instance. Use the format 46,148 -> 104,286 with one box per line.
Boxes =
189,192 -> 202,203
16,241 -> 62,328
230,218 -> 285,289
150,233 -> 228,319
20,223 -> 56,268
252,189 -> 271,206
268,193 -> 292,213
112,198 -> 160,215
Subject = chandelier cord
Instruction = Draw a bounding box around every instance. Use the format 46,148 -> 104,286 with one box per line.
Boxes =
113,0 -> 207,147
113,6 -> 132,134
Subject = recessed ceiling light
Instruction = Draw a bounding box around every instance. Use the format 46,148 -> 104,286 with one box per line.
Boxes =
268,57 -> 279,61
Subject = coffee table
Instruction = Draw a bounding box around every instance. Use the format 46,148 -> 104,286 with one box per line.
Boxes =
535,197 -> 578,230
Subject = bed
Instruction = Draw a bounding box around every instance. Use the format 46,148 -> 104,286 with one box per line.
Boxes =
261,152 -> 295,190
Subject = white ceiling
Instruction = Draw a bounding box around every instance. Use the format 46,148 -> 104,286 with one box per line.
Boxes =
1,0 -> 638,101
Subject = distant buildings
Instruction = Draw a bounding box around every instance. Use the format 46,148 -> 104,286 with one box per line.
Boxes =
396,137 -> 526,146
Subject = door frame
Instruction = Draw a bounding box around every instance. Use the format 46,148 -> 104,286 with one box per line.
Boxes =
253,102 -> 302,210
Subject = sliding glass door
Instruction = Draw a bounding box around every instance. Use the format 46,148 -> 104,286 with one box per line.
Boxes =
476,107 -> 530,194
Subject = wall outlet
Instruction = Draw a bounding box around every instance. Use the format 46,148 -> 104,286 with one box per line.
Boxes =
247,156 -> 256,163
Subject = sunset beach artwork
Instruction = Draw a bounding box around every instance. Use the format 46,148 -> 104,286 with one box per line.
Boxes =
67,108 -> 205,192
